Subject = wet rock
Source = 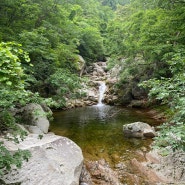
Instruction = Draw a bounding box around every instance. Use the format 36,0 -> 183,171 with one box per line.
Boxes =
64,61 -> 120,108
130,158 -> 167,184
85,159 -> 121,185
80,164 -> 93,185
80,183 -> 89,185
123,122 -> 156,138
143,129 -> 156,138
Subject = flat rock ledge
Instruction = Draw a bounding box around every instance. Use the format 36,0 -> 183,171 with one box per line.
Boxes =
1,133 -> 83,185
123,149 -> 185,185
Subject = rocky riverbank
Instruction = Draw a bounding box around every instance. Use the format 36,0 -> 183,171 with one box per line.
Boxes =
79,121 -> 184,185
63,59 -> 151,109
1,102 -> 185,185
1,133 -> 83,185
80,148 -> 185,185
0,103 -> 83,185
65,61 -> 121,108
1,89 -> 184,185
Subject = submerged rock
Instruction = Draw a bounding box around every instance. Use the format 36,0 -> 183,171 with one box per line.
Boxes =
84,159 -> 121,185
123,121 -> 156,138
1,133 -> 83,185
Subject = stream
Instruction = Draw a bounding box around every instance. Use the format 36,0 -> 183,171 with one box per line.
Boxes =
50,105 -> 161,167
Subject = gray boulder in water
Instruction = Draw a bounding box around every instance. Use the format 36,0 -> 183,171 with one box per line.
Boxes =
123,122 -> 156,138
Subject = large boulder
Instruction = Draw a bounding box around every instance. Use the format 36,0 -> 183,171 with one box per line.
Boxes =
123,122 -> 156,138
151,150 -> 185,183
21,103 -> 50,134
119,88 -> 133,105
129,149 -> 185,184
1,133 -> 83,185
131,85 -> 147,100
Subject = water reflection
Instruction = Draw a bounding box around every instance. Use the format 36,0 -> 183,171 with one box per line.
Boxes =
50,105 -> 162,166
92,104 -> 112,122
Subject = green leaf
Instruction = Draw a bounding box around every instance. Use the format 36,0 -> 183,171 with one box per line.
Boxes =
6,81 -> 12,86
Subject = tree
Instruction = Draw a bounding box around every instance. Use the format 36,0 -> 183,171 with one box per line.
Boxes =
0,42 -> 33,175
0,42 -> 33,107
78,25 -> 105,62
141,49 -> 185,151
105,0 -> 185,151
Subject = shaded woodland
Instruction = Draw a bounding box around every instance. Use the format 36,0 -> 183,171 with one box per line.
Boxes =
0,0 -> 185,174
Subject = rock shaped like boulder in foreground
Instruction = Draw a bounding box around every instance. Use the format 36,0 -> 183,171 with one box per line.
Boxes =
2,133 -> 83,185
123,122 -> 156,138
21,103 -> 50,134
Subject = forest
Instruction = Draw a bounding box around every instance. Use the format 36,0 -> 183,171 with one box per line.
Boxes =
0,0 -> 185,177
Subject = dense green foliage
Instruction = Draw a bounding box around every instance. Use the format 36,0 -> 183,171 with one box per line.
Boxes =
0,42 -> 33,175
141,50 -> 185,151
105,0 -> 185,151
0,0 -> 114,99
0,0 -> 113,175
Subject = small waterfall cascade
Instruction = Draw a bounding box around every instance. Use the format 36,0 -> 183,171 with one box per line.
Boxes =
98,82 -> 106,105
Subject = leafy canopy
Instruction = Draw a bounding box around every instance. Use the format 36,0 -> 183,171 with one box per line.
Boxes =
0,42 -> 33,175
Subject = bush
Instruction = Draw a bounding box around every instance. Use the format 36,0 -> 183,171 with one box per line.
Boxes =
140,50 -> 185,151
0,42 -> 32,176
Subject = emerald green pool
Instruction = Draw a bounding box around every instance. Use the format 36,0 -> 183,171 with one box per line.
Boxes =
50,105 -> 161,166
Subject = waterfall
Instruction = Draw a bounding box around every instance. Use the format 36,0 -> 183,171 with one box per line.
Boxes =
98,82 -> 106,105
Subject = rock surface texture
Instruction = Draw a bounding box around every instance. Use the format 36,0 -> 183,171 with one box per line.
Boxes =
80,159 -> 121,185
1,133 -> 83,185
65,61 -> 121,108
123,121 -> 156,138
128,149 -> 185,185
146,150 -> 185,184
21,103 -> 50,134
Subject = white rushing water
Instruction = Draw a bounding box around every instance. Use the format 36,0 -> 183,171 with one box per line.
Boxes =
97,82 -> 106,105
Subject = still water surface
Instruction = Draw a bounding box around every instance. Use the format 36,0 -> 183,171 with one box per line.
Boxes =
50,105 -> 161,166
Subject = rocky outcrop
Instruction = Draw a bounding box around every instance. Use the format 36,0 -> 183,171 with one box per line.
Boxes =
123,122 -> 156,138
65,61 -> 121,108
1,133 -> 83,185
119,82 -> 148,107
81,159 -> 121,185
60,58 -> 149,108
20,103 -> 50,134
126,149 -> 185,185
146,150 -> 185,184
112,147 -> 185,185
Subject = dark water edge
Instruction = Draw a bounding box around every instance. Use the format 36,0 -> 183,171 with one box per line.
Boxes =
50,105 -> 162,167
